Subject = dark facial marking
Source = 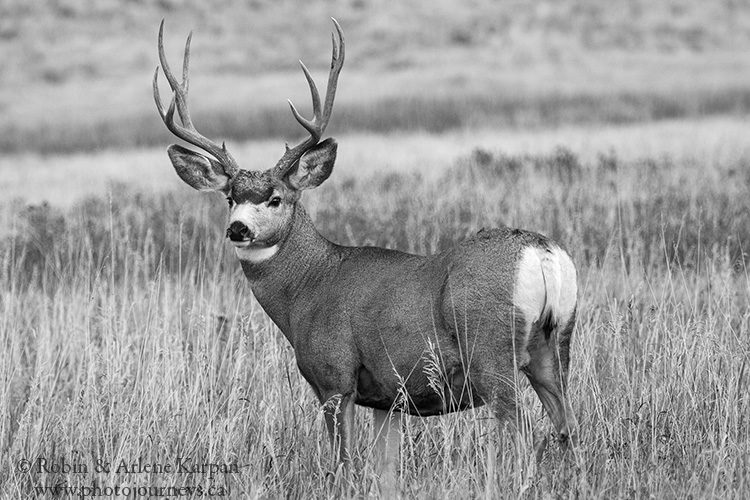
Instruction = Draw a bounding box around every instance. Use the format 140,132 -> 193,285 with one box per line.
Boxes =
231,170 -> 276,204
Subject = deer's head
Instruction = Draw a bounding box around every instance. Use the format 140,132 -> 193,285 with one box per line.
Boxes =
154,19 -> 344,258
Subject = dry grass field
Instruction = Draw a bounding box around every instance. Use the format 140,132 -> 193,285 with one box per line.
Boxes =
2,1 -> 750,498
1,147 -> 749,497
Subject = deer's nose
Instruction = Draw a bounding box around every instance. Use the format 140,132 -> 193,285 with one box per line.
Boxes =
226,221 -> 254,242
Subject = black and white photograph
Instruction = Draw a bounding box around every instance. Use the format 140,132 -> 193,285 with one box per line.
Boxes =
2,1 -> 749,498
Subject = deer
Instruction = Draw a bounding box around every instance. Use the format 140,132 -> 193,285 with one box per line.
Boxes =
153,18 -> 578,485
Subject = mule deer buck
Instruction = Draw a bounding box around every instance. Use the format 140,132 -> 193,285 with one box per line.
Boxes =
154,18 -> 578,482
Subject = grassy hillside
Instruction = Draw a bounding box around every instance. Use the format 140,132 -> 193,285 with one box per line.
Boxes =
2,148 -> 749,497
3,0 -> 750,152
7,0 -> 750,85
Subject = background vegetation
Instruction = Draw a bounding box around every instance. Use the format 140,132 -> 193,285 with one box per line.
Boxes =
1,0 -> 749,498
4,0 -> 750,152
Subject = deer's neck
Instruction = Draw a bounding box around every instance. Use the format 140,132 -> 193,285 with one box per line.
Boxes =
238,204 -> 338,336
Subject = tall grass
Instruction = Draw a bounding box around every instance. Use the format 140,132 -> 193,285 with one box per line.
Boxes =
1,148 -> 749,497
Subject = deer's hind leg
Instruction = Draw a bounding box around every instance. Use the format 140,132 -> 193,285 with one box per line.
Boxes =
469,311 -> 533,434
522,311 -> 577,445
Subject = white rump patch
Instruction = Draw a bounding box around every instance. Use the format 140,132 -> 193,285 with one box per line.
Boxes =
234,244 -> 279,263
514,247 -> 548,332
514,245 -> 577,331
551,246 -> 577,325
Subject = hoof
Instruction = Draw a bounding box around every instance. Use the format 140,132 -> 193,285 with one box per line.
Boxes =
534,433 -> 549,464
558,428 -> 578,450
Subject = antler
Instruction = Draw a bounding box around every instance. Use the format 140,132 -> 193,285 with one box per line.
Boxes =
153,20 -> 239,177
271,18 -> 345,178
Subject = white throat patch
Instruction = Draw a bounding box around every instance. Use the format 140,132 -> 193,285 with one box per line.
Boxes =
234,244 -> 279,263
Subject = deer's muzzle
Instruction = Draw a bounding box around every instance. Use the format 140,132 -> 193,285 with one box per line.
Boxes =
226,221 -> 254,242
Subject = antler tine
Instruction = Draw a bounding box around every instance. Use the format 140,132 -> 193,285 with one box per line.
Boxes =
182,31 -> 192,94
285,60 -> 323,142
152,67 -> 168,119
154,20 -> 239,177
299,61 -> 322,118
272,18 -> 345,178
287,98 -> 317,137
321,18 -> 345,130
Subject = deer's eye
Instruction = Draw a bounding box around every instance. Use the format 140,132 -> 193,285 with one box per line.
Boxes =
268,196 -> 282,207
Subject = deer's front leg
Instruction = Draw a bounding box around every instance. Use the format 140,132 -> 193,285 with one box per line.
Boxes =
372,408 -> 399,495
322,392 -> 356,469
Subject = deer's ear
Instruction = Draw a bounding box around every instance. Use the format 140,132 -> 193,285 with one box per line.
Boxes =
167,145 -> 231,193
286,138 -> 337,190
